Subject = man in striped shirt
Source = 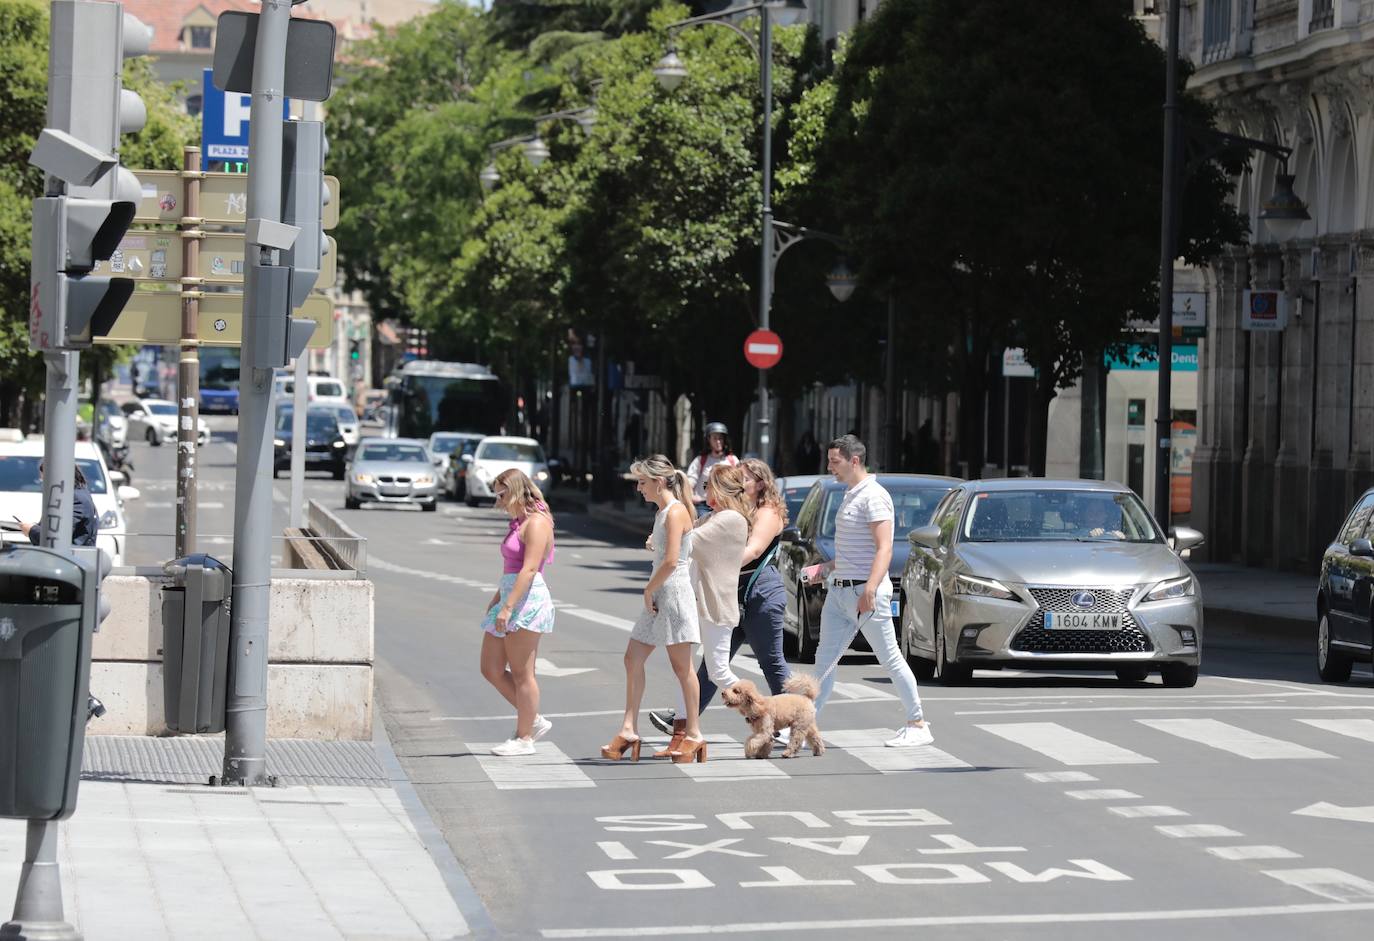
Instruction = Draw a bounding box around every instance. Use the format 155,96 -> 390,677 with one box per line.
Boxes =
814,435 -> 933,747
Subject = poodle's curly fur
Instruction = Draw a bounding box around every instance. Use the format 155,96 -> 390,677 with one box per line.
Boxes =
720,675 -> 825,759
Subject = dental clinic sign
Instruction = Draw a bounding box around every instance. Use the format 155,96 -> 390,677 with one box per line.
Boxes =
1242,289 -> 1288,332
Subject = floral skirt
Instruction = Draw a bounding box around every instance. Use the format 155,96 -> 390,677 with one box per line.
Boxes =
481,573 -> 555,638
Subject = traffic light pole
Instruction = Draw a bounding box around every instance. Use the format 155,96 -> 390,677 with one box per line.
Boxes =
223,0 -> 293,788
176,145 -> 202,558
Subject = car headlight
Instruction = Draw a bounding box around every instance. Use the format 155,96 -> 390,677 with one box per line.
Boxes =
99,509 -> 119,529
1144,575 -> 1194,603
414,475 -> 434,485
332,440 -> 345,448
954,574 -> 1017,601
535,470 -> 549,481
273,438 -> 286,447
354,473 -> 373,485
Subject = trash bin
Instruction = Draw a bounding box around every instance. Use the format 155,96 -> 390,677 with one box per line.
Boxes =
0,544 -> 98,820
161,553 -> 232,734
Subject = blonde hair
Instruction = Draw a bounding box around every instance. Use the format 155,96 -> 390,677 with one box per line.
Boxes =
629,454 -> 690,505
493,469 -> 552,522
740,458 -> 788,525
705,463 -> 754,528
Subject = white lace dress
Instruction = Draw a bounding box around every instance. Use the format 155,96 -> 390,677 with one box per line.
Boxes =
630,499 -> 700,646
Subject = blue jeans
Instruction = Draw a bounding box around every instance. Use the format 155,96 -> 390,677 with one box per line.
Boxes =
814,580 -> 924,723
695,566 -> 791,711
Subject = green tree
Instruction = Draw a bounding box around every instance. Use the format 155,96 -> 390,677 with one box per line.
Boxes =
0,0 -> 195,419
801,0 -> 1244,476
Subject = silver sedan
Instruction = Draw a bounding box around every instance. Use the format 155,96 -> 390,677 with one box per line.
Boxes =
343,439 -> 439,511
899,479 -> 1204,687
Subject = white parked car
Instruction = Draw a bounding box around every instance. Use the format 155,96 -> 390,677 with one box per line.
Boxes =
277,375 -> 351,409
0,434 -> 140,566
122,398 -> 210,446
462,436 -> 550,507
96,399 -> 127,449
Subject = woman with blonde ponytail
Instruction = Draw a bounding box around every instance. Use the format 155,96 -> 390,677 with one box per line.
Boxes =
600,455 -> 707,763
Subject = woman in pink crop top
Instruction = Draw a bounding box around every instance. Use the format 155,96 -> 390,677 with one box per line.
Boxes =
480,469 -> 556,757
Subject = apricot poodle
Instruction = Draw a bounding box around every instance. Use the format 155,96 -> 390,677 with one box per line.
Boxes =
720,675 -> 825,759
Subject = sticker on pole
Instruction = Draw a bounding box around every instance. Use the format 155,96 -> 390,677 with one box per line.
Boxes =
744,329 -> 783,369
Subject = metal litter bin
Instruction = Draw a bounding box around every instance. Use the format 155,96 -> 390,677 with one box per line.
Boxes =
161,554 -> 232,733
0,544 -> 96,820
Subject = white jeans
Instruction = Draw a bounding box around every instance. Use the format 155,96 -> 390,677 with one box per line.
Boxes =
815,581 -> 925,723
675,619 -> 738,714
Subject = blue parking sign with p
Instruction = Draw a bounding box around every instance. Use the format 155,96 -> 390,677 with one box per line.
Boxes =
200,69 -> 290,171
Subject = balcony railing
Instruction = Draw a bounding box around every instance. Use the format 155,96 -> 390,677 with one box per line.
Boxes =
1309,0 -> 1335,32
1202,0 -> 1234,63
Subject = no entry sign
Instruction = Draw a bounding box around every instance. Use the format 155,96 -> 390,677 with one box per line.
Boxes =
744,329 -> 783,369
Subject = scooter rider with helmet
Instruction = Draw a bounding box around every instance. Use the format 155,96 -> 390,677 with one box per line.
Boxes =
684,421 -> 739,516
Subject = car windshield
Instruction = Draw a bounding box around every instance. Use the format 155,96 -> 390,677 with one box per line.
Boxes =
333,407 -> 356,424
0,456 -> 107,495
817,483 -> 951,539
782,487 -> 812,520
276,410 -> 339,436
146,402 -> 176,416
358,443 -> 428,463
962,489 -> 1161,543
98,401 -> 121,418
314,381 -> 344,398
478,442 -> 544,463
429,434 -> 471,455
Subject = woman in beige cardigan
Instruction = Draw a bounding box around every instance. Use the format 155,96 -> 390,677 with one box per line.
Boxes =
657,464 -> 752,761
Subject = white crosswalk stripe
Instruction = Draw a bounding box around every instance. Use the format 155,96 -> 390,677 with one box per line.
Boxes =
1139,719 -> 1334,760
977,722 -> 1156,766
467,741 -> 596,790
824,729 -> 971,772
830,682 -> 897,701
672,734 -> 790,782
1264,868 -> 1374,902
1297,718 -> 1374,744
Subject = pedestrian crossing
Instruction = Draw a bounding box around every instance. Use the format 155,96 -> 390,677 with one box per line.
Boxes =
460,714 -> 1374,790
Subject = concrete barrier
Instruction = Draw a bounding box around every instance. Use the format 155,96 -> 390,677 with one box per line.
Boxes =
91,572 -> 374,739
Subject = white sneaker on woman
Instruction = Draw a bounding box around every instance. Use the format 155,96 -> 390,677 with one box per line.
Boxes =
531,715 -> 553,741
884,724 -> 934,748
491,737 -> 536,757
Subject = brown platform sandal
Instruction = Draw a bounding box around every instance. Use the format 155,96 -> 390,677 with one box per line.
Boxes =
653,719 -> 687,758
600,735 -> 642,761
671,737 -> 708,764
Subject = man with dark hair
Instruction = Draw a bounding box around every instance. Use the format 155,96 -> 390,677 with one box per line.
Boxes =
814,434 -> 932,747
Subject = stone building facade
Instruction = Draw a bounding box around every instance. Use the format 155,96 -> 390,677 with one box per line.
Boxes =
1185,0 -> 1374,570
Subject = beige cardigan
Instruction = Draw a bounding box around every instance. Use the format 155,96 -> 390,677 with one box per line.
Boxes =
690,509 -> 749,627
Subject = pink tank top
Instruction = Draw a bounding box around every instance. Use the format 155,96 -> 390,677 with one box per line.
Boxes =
501,506 -> 554,573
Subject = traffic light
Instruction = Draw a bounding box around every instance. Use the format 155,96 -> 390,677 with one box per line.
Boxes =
28,1 -> 150,352
350,339 -> 361,361
282,119 -> 327,308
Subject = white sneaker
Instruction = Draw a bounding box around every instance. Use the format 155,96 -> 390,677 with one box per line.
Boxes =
773,727 -> 791,745
531,715 -> 553,741
491,737 -> 536,757
885,724 -> 934,748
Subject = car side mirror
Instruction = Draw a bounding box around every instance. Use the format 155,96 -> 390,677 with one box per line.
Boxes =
780,527 -> 802,544
1169,526 -> 1205,554
108,470 -> 126,485
117,485 -> 140,502
461,453 -> 474,465
1351,537 -> 1374,558
910,525 -> 942,549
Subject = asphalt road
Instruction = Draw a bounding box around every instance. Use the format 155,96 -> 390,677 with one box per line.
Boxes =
124,417 -> 1374,941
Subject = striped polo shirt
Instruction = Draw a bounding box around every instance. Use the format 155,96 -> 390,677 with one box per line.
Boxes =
833,476 -> 894,580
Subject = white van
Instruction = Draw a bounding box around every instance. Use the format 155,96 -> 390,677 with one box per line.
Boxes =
276,375 -> 351,409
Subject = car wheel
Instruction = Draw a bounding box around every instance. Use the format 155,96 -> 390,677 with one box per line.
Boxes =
795,589 -> 817,664
900,600 -> 936,680
422,501 -> 437,512
464,493 -> 479,508
1317,611 -> 1353,683
1115,664 -> 1151,683
1160,662 -> 1199,688
146,428 -> 159,445
345,497 -> 360,510
934,605 -> 972,686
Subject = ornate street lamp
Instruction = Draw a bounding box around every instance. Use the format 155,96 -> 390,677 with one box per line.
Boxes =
827,259 -> 857,303
653,48 -> 688,92
1259,170 -> 1311,242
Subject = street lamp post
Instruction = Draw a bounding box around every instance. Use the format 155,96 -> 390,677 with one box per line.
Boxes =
1154,0 -> 1309,532
655,0 -> 808,466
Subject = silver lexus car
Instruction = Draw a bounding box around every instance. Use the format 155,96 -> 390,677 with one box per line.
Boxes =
898,479 -> 1204,687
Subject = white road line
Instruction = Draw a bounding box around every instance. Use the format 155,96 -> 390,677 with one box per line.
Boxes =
1207,845 -> 1301,861
1155,824 -> 1243,838
824,729 -> 971,772
1263,868 -> 1374,903
1214,677 -> 1360,697
957,705 -> 1374,715
977,722 -> 1156,766
1108,806 -> 1189,819
831,682 -> 897,702
1138,719 -> 1335,760
1297,718 -> 1374,743
430,696 -> 898,722
1025,771 -> 1098,783
673,734 -> 789,783
1064,789 -> 1141,801
539,902 -> 1374,937
559,607 -> 636,632
466,741 -> 596,790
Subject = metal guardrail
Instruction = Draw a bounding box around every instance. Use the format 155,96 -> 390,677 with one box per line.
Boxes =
307,499 -> 367,576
